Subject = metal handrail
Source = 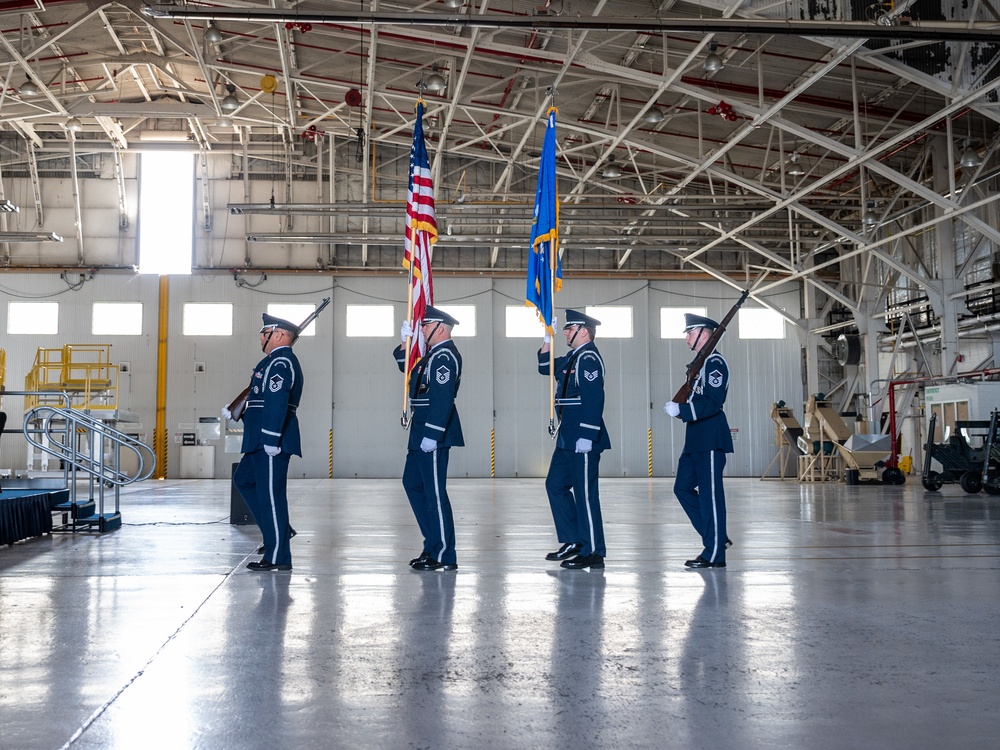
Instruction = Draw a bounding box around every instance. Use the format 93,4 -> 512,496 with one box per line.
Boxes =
23,405 -> 156,485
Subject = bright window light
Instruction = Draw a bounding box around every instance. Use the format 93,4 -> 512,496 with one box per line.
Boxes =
93,302 -> 143,335
183,303 -> 232,335
739,308 -> 786,339
139,152 -> 194,275
268,304 -> 316,336
346,305 -> 394,337
506,305 -> 545,338
661,307 -> 707,339
586,305 -> 632,338
8,301 -> 58,334
436,305 -> 476,336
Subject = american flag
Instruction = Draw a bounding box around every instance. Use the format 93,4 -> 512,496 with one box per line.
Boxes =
402,99 -> 438,375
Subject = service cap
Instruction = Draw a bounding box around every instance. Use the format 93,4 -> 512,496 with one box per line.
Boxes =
422,305 -> 459,327
562,309 -> 601,329
260,313 -> 298,334
683,313 -> 719,332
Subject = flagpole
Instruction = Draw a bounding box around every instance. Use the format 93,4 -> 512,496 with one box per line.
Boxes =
401,260 -> 415,428
400,94 -> 437,429
547,244 -> 556,436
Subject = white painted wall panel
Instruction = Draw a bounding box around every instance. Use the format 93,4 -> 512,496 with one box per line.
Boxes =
0,273 -> 803,480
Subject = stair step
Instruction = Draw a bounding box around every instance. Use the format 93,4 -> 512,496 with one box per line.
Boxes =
52,499 -> 96,519
75,513 -> 122,533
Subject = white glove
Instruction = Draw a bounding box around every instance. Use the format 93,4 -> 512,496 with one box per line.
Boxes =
552,315 -> 558,329
575,438 -> 592,453
221,405 -> 232,420
664,401 -> 680,417
420,437 -> 438,453
543,331 -> 552,344
264,444 -> 281,457
400,319 -> 413,341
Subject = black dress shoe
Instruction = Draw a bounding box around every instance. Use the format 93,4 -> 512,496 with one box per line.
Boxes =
560,553 -> 605,570
411,558 -> 458,571
257,527 -> 297,554
247,559 -> 292,571
545,542 -> 582,561
684,556 -> 725,569
410,552 -> 431,567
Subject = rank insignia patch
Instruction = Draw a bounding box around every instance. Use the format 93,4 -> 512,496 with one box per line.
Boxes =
708,369 -> 723,388
583,370 -> 598,381
436,366 -> 451,384
269,374 -> 284,392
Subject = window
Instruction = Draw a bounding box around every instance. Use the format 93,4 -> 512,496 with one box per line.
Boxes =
505,305 -> 545,338
435,304 -> 476,337
739,308 -> 785,339
660,307 -> 706,339
346,305 -> 394,337
138,152 -> 194,275
586,305 -> 632,338
268,304 -> 317,336
183,303 -> 232,336
93,302 -> 143,335
8,301 -> 58,334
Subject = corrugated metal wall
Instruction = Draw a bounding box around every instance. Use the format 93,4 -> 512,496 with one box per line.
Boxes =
0,273 -> 802,479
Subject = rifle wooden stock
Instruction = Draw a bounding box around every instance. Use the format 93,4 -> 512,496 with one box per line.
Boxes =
227,386 -> 251,421
226,297 -> 331,422
671,289 -> 749,404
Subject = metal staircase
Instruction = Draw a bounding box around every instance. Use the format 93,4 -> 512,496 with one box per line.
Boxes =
21,403 -> 157,532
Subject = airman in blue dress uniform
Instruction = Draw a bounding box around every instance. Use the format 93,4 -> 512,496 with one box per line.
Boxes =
231,313 -> 304,571
394,305 -> 464,571
538,309 -> 611,570
663,313 -> 733,569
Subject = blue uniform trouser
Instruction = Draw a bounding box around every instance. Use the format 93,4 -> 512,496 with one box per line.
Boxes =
402,447 -> 456,565
234,450 -> 292,567
674,450 -> 727,564
545,447 -> 606,557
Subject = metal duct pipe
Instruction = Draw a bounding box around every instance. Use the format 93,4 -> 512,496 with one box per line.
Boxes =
141,8 -> 1000,43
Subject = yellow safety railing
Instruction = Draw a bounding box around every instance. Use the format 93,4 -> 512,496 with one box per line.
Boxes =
23,344 -> 119,412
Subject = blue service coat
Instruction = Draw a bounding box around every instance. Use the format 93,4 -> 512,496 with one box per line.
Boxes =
678,350 -> 733,454
395,339 -> 464,450
539,342 -> 611,452
240,345 -> 303,456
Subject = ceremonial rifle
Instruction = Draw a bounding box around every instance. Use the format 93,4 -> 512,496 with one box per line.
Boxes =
672,289 -> 749,404
226,297 -> 331,421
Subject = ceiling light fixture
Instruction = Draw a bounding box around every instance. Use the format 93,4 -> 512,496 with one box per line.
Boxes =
0,231 -> 62,242
19,78 -> 39,97
862,200 -> 879,228
703,41 -> 724,72
602,156 -> 622,179
204,21 -> 224,44
64,117 -> 83,133
221,84 -> 240,112
424,64 -> 447,92
958,139 -> 982,168
787,154 -> 805,176
643,106 -> 664,124
443,0 -> 465,8
216,116 -> 234,128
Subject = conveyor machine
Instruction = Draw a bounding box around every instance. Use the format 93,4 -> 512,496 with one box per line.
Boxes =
797,394 -> 892,483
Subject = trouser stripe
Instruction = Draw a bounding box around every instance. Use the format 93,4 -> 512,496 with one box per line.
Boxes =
708,451 -> 719,562
268,454 -> 280,564
584,453 -> 595,553
432,448 -> 447,559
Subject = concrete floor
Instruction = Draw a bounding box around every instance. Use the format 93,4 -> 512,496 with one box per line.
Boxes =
1,475 -> 998,749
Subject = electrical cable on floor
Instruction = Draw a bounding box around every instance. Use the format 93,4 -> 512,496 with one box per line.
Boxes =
123,516 -> 231,526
